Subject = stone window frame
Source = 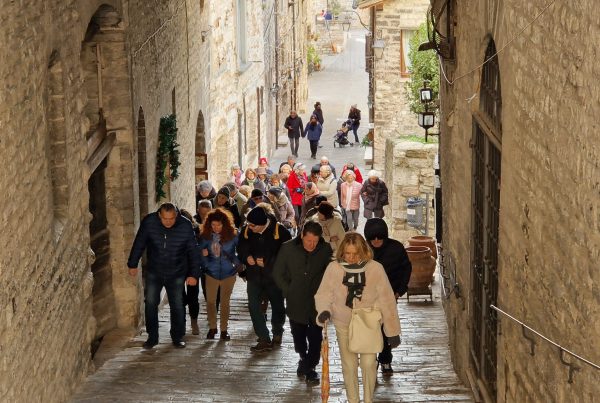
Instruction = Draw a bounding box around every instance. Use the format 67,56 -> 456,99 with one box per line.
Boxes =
400,29 -> 416,78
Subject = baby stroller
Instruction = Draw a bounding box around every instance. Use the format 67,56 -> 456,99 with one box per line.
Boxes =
333,120 -> 351,147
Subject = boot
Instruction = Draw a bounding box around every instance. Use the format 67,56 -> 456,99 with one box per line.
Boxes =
191,319 -> 199,335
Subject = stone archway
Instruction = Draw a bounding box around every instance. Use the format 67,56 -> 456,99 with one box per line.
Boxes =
81,4 -> 137,351
195,110 -> 208,183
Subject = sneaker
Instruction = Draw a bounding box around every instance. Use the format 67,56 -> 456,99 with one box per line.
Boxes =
381,363 -> 393,376
250,340 -> 273,352
142,339 -> 158,350
206,328 -> 217,339
305,369 -> 320,385
172,340 -> 186,349
297,359 -> 307,377
220,330 -> 231,341
271,334 -> 282,346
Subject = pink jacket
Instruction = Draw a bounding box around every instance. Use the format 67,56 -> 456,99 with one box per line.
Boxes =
315,260 -> 401,337
340,181 -> 362,211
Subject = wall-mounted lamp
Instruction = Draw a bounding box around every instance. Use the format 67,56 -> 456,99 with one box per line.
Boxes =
418,81 -> 437,142
420,83 -> 433,102
372,39 -> 385,59
418,111 -> 435,130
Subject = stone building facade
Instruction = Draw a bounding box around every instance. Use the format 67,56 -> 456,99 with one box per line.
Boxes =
359,0 -> 429,171
436,0 -> 600,401
0,1 -> 308,401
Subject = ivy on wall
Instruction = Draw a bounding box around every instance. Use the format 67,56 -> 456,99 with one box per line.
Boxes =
155,114 -> 180,202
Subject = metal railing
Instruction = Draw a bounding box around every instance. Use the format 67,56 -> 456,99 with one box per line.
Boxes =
490,305 -> 600,384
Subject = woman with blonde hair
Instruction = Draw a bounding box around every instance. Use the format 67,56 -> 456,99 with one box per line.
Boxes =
315,232 -> 401,403
198,208 -> 241,341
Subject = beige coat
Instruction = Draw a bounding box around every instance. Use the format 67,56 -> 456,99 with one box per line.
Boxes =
315,260 -> 401,337
309,215 -> 345,252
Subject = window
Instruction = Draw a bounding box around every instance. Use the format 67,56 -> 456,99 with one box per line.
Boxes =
400,29 -> 416,77
236,0 -> 248,70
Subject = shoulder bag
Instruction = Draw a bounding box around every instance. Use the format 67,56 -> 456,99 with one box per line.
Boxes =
348,304 -> 383,354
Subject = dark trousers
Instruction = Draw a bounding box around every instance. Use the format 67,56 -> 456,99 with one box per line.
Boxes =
144,271 -> 186,342
289,136 -> 299,156
352,122 -> 360,143
290,319 -> 323,370
309,140 -> 319,157
247,280 -> 286,341
184,282 -> 200,319
378,325 -> 393,364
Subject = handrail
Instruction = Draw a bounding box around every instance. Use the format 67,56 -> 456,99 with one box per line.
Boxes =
490,305 -> 600,383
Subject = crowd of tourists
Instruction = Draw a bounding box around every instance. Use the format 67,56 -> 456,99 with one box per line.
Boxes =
126,150 -> 412,402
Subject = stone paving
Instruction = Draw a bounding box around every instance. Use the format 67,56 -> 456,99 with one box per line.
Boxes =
71,31 -> 472,403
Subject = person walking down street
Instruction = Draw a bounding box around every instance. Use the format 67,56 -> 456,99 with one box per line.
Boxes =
224,182 -> 248,216
213,186 -> 242,228
340,170 -> 362,231
242,168 -> 266,193
284,110 -> 304,157
258,157 -> 274,177
279,155 -> 296,172
273,221 -> 333,385
304,115 -> 323,159
237,205 -> 292,351
348,104 -> 361,145
340,162 -> 363,183
364,218 -> 412,375
309,202 -> 346,254
268,173 -> 292,201
361,170 -> 389,219
312,102 -> 324,127
256,167 -> 270,190
287,163 -> 308,223
196,180 -> 217,206
179,209 -> 202,336
320,156 -> 337,178
317,165 -> 339,207
230,163 -> 244,188
193,199 -> 219,322
315,233 -> 401,403
198,208 -> 242,341
267,187 -> 295,230
240,189 -> 282,225
299,182 -> 320,226
127,203 -> 201,349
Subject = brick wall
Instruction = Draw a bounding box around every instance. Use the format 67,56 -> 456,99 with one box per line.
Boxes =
439,0 -> 600,401
372,0 -> 429,171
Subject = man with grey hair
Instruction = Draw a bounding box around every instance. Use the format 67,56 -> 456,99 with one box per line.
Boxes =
224,182 -> 247,215
284,110 -> 304,157
319,156 -> 336,178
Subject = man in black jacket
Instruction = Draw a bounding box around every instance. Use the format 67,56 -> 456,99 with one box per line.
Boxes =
348,104 -> 361,144
273,221 -> 332,385
284,110 -> 304,157
127,203 -> 200,349
364,218 -> 412,375
237,205 -> 292,352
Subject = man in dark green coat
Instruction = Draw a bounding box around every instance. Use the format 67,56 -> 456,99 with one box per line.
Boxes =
273,221 -> 333,385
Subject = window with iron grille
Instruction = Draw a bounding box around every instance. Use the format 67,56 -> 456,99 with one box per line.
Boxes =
470,38 -> 501,401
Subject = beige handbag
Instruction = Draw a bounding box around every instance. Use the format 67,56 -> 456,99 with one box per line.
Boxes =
348,306 -> 383,354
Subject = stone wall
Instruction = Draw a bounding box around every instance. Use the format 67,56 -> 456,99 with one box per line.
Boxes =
439,0 -> 600,401
384,139 -> 437,243
371,0 -> 429,171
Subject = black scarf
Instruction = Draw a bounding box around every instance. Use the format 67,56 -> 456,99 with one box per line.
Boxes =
341,261 -> 367,308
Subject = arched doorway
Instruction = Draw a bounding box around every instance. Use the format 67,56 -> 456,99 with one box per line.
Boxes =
195,110 -> 208,183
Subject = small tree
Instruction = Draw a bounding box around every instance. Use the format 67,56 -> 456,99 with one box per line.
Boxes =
405,22 -> 440,115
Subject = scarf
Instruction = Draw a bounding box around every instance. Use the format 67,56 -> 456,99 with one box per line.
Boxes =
210,233 -> 222,257
340,261 -> 367,308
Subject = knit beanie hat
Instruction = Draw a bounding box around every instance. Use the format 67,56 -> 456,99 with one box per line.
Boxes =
250,189 -> 264,199
268,187 -> 283,197
217,186 -> 230,198
256,167 -> 268,176
246,206 -> 268,226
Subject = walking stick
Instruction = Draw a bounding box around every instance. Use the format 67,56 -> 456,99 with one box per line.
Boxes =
321,321 -> 330,403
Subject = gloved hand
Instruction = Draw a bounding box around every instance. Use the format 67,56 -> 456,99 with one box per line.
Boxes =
388,335 -> 401,348
295,188 -> 304,193
317,311 -> 331,323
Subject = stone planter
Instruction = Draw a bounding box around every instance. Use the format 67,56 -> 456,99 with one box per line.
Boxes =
408,235 -> 437,260
406,246 -> 436,290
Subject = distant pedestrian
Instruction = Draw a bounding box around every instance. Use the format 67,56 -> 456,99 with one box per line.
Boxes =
213,186 -> 242,228
127,203 -> 200,349
310,202 -> 345,254
267,187 -> 295,230
279,155 -> 297,172
224,182 -> 248,216
364,218 -> 412,376
287,163 -> 308,222
340,170 -> 362,230
196,180 -> 217,206
199,208 -> 241,341
312,102 -> 324,127
304,115 -> 323,159
317,165 -> 339,207
348,104 -> 361,144
242,168 -> 266,192
361,170 -> 389,218
230,163 -> 244,188
273,221 -> 333,385
299,182 -> 320,226
320,156 -> 337,178
237,205 -> 292,351
284,110 -> 304,157
340,162 -> 363,183
258,157 -> 274,177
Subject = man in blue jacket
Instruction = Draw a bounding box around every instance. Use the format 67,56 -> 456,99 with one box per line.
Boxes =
127,203 -> 200,349
304,114 -> 323,159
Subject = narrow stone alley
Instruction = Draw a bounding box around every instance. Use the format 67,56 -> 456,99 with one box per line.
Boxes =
72,32 -> 471,403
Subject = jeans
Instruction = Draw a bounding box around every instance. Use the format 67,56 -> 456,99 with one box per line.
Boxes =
343,209 -> 360,230
351,122 -> 360,143
145,271 -> 186,342
290,320 -> 323,370
378,325 -> 393,364
289,136 -> 299,156
247,279 -> 286,341
309,140 -> 319,157
293,205 -> 302,225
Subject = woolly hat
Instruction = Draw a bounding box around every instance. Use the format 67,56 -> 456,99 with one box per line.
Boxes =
363,218 -> 389,241
250,189 -> 264,199
367,169 -> 381,179
256,167 -> 268,176
217,186 -> 230,198
246,206 -> 268,226
259,157 -> 268,165
268,187 -> 283,197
